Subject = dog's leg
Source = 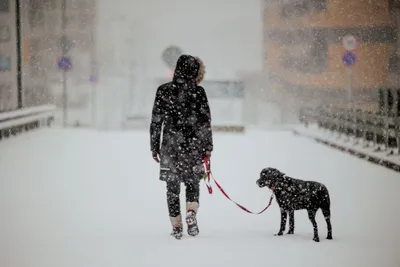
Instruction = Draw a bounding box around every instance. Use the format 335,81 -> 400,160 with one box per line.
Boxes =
287,210 -> 294,234
275,209 -> 287,236
307,209 -> 319,242
322,208 -> 332,240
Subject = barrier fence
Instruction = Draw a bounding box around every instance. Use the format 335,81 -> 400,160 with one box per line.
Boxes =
0,105 -> 55,140
299,89 -> 400,156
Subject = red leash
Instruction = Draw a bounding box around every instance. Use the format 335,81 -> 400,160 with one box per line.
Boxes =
203,157 -> 276,215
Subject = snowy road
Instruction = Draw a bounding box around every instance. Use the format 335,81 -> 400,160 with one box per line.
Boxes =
1,128 -> 399,267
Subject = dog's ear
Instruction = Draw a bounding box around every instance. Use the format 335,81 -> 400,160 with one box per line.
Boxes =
276,169 -> 285,178
268,168 -> 285,179
261,168 -> 270,176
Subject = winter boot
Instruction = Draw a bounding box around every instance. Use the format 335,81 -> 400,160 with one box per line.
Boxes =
170,215 -> 183,240
186,202 -> 199,236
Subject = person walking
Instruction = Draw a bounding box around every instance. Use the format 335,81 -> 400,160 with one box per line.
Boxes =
150,55 -> 213,239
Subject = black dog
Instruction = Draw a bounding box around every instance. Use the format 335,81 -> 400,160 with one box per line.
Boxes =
256,167 -> 332,242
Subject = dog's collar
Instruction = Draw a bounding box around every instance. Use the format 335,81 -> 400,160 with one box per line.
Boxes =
271,183 -> 277,191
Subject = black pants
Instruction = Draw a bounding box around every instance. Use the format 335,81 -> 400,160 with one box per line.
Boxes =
166,180 -> 200,218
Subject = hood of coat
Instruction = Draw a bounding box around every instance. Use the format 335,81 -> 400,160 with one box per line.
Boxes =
172,55 -> 205,85
195,57 -> 205,85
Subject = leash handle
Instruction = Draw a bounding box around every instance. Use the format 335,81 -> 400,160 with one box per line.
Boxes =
203,156 -> 213,194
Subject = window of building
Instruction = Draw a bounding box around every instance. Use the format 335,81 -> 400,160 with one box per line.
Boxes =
65,14 -> 77,29
29,55 -> 40,77
67,0 -> 89,10
309,29 -> 328,72
43,0 -> 56,10
0,55 -> 11,72
0,0 -> 9,12
281,0 -> 309,18
389,6 -> 400,74
281,0 -> 327,18
29,38 -> 41,77
28,0 -> 44,29
280,29 -> 328,74
44,13 -> 57,32
310,0 -> 328,12
79,14 -> 89,29
389,49 -> 400,73
389,0 -> 400,10
0,25 -> 10,42
0,84 -> 12,112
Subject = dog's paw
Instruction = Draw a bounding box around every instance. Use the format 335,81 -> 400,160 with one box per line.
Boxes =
287,230 -> 294,235
274,232 -> 283,236
326,235 -> 332,240
313,236 -> 320,242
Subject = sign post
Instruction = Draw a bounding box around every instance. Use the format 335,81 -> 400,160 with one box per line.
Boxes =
59,0 -> 68,127
342,35 -> 357,109
57,55 -> 72,127
57,56 -> 72,72
89,74 -> 98,83
347,68 -> 353,109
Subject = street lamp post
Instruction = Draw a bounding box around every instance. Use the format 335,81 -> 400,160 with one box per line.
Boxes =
15,0 -> 22,108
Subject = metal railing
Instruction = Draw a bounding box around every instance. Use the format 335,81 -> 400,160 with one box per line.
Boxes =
299,105 -> 400,155
0,104 -> 56,141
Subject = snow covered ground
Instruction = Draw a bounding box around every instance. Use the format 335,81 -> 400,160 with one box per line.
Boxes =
0,128 -> 399,267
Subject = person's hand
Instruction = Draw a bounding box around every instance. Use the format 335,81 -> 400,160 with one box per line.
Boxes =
152,151 -> 160,163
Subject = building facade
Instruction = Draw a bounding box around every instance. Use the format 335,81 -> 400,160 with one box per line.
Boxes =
263,0 -> 398,112
21,0 -> 97,108
0,0 -> 97,112
0,0 -> 18,111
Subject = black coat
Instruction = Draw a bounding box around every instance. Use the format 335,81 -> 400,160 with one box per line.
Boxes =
150,55 -> 213,183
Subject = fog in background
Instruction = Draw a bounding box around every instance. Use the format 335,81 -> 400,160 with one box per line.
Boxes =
93,0 -> 264,128
97,0 -> 263,80
6,1 -> 391,129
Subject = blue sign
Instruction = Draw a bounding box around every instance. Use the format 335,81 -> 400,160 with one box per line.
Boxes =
343,51 -> 356,67
0,55 -> 11,71
89,74 -> 98,83
58,56 -> 72,72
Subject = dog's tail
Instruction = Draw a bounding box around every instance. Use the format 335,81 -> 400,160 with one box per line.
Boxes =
319,184 -> 332,233
319,184 -> 331,209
